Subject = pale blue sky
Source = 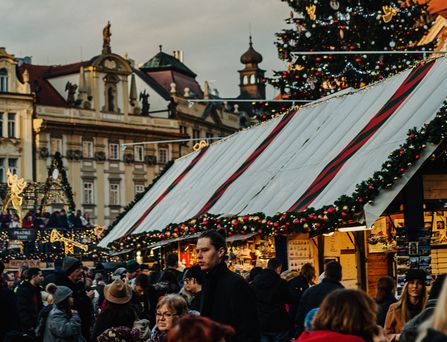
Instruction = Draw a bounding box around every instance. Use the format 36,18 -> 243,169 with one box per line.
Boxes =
1,0 -> 289,98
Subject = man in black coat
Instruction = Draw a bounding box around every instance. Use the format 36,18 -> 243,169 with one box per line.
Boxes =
295,261 -> 344,337
55,256 -> 93,340
0,261 -> 19,341
197,230 -> 260,342
252,258 -> 295,342
159,253 -> 183,292
16,267 -> 44,333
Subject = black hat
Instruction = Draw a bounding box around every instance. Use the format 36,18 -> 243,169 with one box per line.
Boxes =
405,269 -> 427,283
126,259 -> 140,273
184,265 -> 205,285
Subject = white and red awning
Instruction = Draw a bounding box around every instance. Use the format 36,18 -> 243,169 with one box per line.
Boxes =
99,57 -> 447,247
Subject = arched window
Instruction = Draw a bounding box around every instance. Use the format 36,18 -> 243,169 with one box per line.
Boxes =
0,68 -> 8,92
242,75 -> 248,85
103,73 -> 119,112
250,75 -> 256,84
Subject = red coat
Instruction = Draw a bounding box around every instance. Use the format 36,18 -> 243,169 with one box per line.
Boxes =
296,330 -> 366,342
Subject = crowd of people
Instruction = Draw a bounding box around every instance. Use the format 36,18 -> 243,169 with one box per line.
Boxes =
0,209 -> 94,230
0,229 -> 446,342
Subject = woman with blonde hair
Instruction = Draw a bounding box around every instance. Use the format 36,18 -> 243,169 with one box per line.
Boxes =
416,276 -> 447,341
385,269 -> 428,341
149,294 -> 188,342
295,288 -> 385,342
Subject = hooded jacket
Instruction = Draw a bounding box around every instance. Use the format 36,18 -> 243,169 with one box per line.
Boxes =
295,330 -> 366,342
252,268 -> 295,333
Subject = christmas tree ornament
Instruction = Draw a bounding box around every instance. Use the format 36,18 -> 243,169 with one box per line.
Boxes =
306,5 -> 317,21
382,5 -> 399,23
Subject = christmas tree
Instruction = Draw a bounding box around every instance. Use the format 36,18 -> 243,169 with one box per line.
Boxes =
268,0 -> 435,102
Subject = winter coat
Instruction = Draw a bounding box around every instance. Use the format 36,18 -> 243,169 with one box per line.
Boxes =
16,280 -> 44,331
149,326 -> 165,342
295,330 -> 366,342
385,301 -> 423,340
0,284 -> 19,341
200,262 -> 260,342
55,274 -> 93,340
252,268 -> 295,333
288,275 -> 310,330
399,299 -> 437,342
295,278 -> 343,336
43,307 -> 84,342
376,293 -> 397,327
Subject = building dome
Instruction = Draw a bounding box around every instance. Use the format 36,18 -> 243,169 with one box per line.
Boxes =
240,36 -> 263,65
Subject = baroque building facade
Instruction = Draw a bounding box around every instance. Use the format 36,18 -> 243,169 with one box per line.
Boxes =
0,47 -> 34,184
13,24 -> 242,226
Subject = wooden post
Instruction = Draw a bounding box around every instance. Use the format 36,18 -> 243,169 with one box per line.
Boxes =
354,231 -> 367,291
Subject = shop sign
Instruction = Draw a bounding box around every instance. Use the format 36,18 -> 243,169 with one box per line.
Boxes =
8,228 -> 37,241
8,259 -> 40,269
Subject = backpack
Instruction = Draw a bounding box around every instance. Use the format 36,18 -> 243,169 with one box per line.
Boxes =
34,305 -> 53,341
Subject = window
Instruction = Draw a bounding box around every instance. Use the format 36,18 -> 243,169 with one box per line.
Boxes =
134,146 -> 144,162
8,158 -> 17,175
180,126 -> 188,146
250,75 -> 256,84
135,184 -> 145,194
109,143 -> 119,160
158,147 -> 169,164
242,75 -> 248,85
109,183 -> 120,205
0,112 -> 3,137
0,69 -> 8,92
82,140 -> 94,158
206,132 -> 214,140
51,138 -> 62,154
192,129 -> 200,141
83,182 -> 94,204
0,158 -> 4,182
7,113 -> 15,138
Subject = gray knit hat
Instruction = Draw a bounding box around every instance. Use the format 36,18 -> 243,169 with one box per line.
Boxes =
53,286 -> 73,304
62,256 -> 82,275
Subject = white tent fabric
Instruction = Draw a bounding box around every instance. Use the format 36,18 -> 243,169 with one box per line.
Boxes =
99,57 -> 447,247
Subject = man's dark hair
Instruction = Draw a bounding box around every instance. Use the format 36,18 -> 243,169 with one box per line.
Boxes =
166,253 -> 179,268
325,261 -> 342,282
267,258 -> 282,271
27,267 -> 41,280
199,230 -> 227,255
184,265 -> 205,285
135,274 -> 150,289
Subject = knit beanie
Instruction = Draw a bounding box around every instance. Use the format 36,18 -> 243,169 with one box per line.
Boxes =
53,286 -> 73,304
62,256 -> 82,276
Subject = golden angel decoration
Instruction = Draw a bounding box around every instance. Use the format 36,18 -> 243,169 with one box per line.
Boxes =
2,169 -> 27,220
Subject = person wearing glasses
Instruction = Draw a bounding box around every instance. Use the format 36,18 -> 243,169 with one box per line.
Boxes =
150,294 -> 188,342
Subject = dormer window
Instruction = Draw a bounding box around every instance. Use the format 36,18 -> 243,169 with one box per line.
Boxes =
0,69 -> 8,92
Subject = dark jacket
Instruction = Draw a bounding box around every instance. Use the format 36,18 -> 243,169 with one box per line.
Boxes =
0,284 -> 19,341
16,280 -> 44,331
295,278 -> 343,337
55,274 -> 92,340
418,328 -> 447,342
288,275 -> 310,330
159,268 -> 183,293
399,299 -> 437,342
376,293 -> 397,327
252,268 -> 294,333
200,262 -> 260,342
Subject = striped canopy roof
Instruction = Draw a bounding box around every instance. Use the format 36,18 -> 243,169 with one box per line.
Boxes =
99,57 -> 447,247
